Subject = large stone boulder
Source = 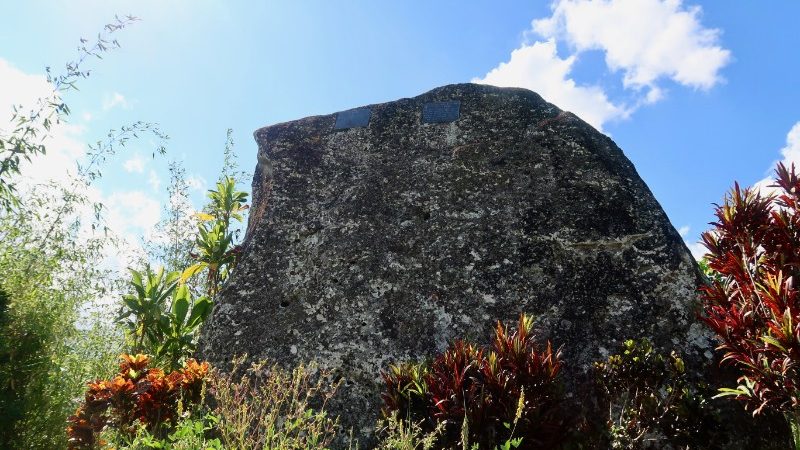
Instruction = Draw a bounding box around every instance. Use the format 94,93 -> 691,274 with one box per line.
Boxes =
199,84 -> 779,445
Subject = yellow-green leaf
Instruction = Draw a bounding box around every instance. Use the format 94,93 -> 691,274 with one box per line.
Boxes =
180,263 -> 206,283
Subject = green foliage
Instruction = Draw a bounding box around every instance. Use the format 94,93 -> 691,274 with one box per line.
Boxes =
118,268 -> 211,370
182,176 -> 248,297
593,339 -> 718,449
102,411 -> 224,449
0,222 -> 122,449
0,181 -> 125,449
159,285 -> 213,368
146,161 -> 197,275
697,257 -> 722,284
218,128 -> 252,187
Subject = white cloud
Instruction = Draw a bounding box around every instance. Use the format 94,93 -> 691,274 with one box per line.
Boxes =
473,39 -> 629,130
147,169 -> 161,192
82,111 -> 93,122
186,174 -> 207,193
123,154 -> 146,173
0,59 -> 50,125
1,58 -> 162,273
533,0 -> 731,92
475,0 -> 730,130
686,241 -> 706,261
102,92 -> 130,111
105,191 -> 161,235
0,58 -> 85,187
753,121 -> 800,195
677,225 -> 689,237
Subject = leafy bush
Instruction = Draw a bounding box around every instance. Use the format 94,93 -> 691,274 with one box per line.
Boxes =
100,409 -> 223,450
117,268 -> 212,370
700,162 -> 800,446
66,354 -> 210,449
593,338 -> 717,449
381,314 -> 566,449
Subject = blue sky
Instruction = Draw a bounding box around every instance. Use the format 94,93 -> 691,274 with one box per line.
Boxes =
2,0 -> 799,260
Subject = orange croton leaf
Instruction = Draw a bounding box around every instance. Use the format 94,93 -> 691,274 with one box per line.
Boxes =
181,359 -> 210,381
119,354 -> 150,379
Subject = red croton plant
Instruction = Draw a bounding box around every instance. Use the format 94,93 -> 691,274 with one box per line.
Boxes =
66,354 -> 209,449
700,162 -> 800,428
381,314 -> 566,449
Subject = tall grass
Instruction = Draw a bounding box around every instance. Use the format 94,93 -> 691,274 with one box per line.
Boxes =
209,358 -> 341,450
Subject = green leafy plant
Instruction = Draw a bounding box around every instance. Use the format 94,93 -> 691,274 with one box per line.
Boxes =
158,284 -> 213,370
593,339 -> 717,449
700,163 -> 800,448
120,268 -> 180,354
182,176 -> 248,297
381,314 -> 565,449
118,268 -> 211,370
100,410 -> 223,450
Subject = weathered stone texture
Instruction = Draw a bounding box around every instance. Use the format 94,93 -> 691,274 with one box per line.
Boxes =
199,84 -> 780,445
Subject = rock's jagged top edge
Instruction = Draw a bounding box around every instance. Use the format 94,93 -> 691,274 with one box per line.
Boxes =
252,83 -> 552,140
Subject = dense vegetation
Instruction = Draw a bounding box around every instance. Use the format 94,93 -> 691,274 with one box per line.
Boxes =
1,17 -> 798,450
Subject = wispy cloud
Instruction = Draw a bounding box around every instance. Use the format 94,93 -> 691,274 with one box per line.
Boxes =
474,0 -> 731,130
123,154 -> 146,173
186,174 -> 207,193
147,169 -> 161,192
102,91 -> 130,111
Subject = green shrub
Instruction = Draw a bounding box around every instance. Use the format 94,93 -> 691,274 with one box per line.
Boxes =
593,338 -> 718,449
117,268 -> 212,370
100,410 -> 223,450
181,175 -> 248,297
375,411 -> 444,450
0,206 -> 122,449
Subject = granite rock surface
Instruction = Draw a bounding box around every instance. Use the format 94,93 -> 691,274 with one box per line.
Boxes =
199,84 -> 783,446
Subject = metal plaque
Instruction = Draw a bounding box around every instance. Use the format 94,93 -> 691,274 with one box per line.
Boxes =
422,101 -> 460,123
334,107 -> 371,130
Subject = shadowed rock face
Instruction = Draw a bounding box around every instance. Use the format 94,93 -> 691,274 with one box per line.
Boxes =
198,84 -> 777,445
